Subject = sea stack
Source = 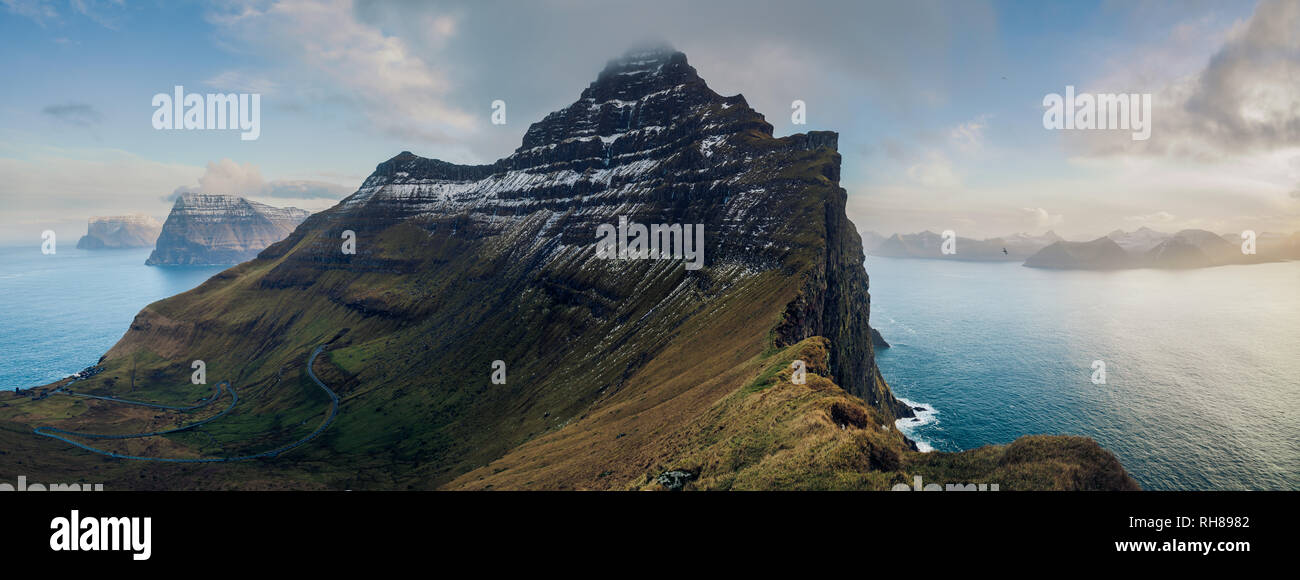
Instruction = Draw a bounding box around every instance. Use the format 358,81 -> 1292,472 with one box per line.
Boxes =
145,193 -> 310,266
76,215 -> 162,250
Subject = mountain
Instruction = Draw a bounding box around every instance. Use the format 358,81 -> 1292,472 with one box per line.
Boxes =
1023,237 -> 1134,269
1028,227 -> 1299,270
145,194 -> 311,265
2,48 -> 1136,491
1107,227 -> 1171,253
1221,230 -> 1300,261
860,230 -> 886,253
1265,231 -> 1300,259
871,231 -> 1022,261
995,230 -> 1063,256
75,215 -> 162,249
1145,229 -> 1238,269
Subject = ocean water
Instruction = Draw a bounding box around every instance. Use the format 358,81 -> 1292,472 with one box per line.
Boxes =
0,247 -> 224,390
0,245 -> 1295,490
868,256 -> 1299,491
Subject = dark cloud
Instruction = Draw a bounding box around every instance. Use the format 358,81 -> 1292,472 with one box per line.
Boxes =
42,102 -> 101,126
1182,0 -> 1300,152
346,0 -> 999,157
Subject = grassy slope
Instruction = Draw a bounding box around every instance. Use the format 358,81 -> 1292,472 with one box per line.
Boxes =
0,134 -> 1139,490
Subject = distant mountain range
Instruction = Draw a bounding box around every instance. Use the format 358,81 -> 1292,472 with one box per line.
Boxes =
866,227 -> 1300,270
145,193 -> 310,266
75,215 -> 162,249
865,230 -> 1062,261
1026,228 -> 1300,270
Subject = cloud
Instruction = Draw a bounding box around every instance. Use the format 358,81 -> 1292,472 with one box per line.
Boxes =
174,158 -> 264,197
891,116 -> 993,190
906,151 -> 959,188
1180,0 -> 1299,153
1,0 -> 59,26
168,158 -> 352,201
949,114 -> 991,153
2,0 -> 126,29
203,70 -> 278,95
1124,211 -> 1177,223
0,144 -> 204,243
263,180 -> 354,200
42,103 -> 102,126
70,0 -> 127,30
1071,0 -> 1299,160
1021,207 -> 1064,229
206,0 -> 474,144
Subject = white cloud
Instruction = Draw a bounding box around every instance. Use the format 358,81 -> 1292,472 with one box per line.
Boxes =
949,114 -> 991,153
206,0 -> 474,144
1021,207 -> 1064,229
1,0 -> 59,26
1124,211 -> 1176,223
2,0 -> 126,29
906,151 -> 959,188
170,158 -> 353,202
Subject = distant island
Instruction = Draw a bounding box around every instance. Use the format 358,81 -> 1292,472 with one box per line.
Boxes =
146,193 -> 310,266
865,230 -> 1062,261
1025,228 -> 1300,270
865,227 -> 1300,270
76,215 -> 162,250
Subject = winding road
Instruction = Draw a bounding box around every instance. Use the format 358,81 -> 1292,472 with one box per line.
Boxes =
33,346 -> 339,463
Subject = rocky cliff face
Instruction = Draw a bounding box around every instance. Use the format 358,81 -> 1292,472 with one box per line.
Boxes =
9,47 -> 1136,490
261,47 -> 907,419
146,194 -> 310,265
76,215 -> 162,249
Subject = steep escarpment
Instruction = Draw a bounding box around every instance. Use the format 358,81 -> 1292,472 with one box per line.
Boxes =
770,180 -> 912,419
6,47 -> 1136,491
76,215 -> 163,249
146,194 -> 310,265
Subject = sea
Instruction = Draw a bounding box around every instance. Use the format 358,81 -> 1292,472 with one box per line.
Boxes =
869,256 -> 1299,491
0,246 -> 1295,490
0,246 -> 223,390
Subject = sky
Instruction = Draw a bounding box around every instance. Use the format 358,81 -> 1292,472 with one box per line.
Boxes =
1,0 -> 1297,245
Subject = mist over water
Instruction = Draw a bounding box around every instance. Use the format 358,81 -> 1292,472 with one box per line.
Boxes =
0,247 -> 224,390
868,256 -> 1299,490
